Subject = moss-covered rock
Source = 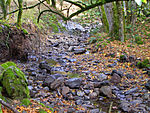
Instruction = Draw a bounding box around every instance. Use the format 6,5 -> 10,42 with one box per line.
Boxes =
0,62 -> 30,99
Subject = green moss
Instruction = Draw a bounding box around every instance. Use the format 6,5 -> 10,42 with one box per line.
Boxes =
0,62 -> 30,99
22,28 -> 28,35
38,109 -> 47,113
101,5 -> 109,33
21,98 -> 31,106
137,59 -> 150,68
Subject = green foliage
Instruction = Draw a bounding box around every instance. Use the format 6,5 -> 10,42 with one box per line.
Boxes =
22,28 -> 28,34
135,36 -> 143,45
39,102 -> 45,107
46,106 -> 54,112
0,104 -> 2,113
38,109 -> 47,113
137,59 -> 150,69
21,98 -> 32,107
89,37 -> 97,44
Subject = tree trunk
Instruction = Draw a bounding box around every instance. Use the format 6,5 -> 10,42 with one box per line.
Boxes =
0,0 -> 7,19
116,1 -> 125,42
17,0 -> 23,28
103,2 -> 125,41
99,5 -> 109,33
104,3 -> 114,34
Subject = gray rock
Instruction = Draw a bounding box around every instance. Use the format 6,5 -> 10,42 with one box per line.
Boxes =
145,80 -> 150,90
43,75 -> 55,86
75,99 -> 83,105
68,46 -> 74,52
52,73 -> 64,79
129,55 -> 136,62
61,86 -> 70,95
90,109 -> 99,113
93,81 -> 110,88
65,78 -> 82,89
84,96 -> 90,100
74,48 -> 86,54
39,61 -> 51,73
125,74 -> 135,79
28,86 -> 33,90
82,105 -> 94,109
84,90 -> 91,95
130,99 -> 143,106
110,73 -> 121,84
125,87 -> 138,95
98,73 -> 107,81
100,86 -> 112,98
120,100 -> 131,112
67,108 -> 76,113
50,77 -> 64,90
43,87 -> 49,91
77,91 -> 85,97
89,92 -> 98,99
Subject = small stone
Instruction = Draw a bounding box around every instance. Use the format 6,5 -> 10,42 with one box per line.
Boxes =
50,77 -> 64,90
75,99 -> 83,105
39,61 -> 51,73
145,80 -> 150,90
98,73 -> 107,81
90,108 -> 99,113
100,86 -> 113,98
77,91 -> 85,97
43,75 -> 55,87
74,48 -> 86,54
110,73 -> 121,84
67,108 -> 76,113
125,87 -> 138,95
68,46 -> 74,52
129,55 -> 136,62
120,100 -> 131,112
125,74 -> 135,79
61,86 -> 70,95
84,90 -> 91,95
89,92 -> 98,99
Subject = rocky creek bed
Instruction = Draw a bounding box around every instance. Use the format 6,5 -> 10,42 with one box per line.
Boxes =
1,21 -> 150,113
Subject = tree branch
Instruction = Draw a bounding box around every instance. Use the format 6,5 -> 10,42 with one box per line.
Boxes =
63,0 -> 84,9
37,9 -> 67,23
0,99 -> 19,113
8,0 -> 45,15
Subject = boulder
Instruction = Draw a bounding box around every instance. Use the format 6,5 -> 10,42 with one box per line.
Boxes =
0,62 -> 30,99
65,78 -> 82,89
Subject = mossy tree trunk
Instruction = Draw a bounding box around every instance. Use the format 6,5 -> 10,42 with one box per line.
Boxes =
116,1 -> 125,42
99,5 -> 109,33
102,2 -> 125,41
0,0 -> 7,19
51,0 -> 56,8
17,0 -> 23,28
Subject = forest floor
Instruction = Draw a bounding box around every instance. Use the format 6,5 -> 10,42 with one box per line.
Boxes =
0,1 -> 150,113
0,17 -> 149,113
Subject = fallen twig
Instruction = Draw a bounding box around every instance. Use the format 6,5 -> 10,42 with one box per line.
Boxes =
0,99 -> 19,113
